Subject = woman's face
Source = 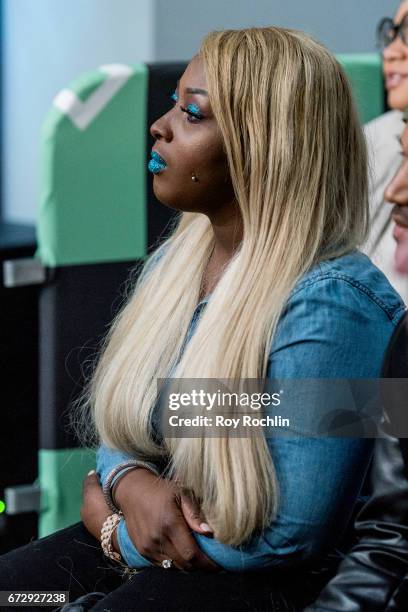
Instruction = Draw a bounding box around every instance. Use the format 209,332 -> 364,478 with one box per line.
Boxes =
383,1 -> 408,110
385,120 -> 408,273
148,54 -> 236,216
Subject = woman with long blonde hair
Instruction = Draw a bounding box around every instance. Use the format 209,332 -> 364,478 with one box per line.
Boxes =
0,26 -> 405,611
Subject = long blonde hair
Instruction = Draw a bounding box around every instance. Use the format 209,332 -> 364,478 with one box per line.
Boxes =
73,27 -> 369,546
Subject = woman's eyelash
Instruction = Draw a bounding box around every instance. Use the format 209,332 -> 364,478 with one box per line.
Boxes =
169,91 -> 203,121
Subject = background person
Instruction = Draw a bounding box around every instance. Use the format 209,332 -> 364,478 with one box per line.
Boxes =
364,0 -> 408,302
304,112 -> 408,612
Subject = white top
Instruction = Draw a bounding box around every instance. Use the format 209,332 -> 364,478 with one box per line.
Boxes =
363,109 -> 408,304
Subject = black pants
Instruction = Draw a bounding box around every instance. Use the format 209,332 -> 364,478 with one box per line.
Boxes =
0,521 -> 333,612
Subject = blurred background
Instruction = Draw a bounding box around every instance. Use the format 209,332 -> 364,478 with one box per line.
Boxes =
1,0 -> 400,225
0,0 -> 400,554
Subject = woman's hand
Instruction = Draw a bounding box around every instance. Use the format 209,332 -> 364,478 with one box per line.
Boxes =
179,492 -> 213,537
80,470 -> 121,553
114,468 -> 219,571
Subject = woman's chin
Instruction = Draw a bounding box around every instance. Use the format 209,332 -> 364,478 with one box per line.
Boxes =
387,86 -> 408,112
152,179 -> 175,207
151,187 -> 188,213
395,238 -> 408,274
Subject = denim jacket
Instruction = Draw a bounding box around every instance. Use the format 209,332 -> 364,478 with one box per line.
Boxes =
96,249 -> 406,571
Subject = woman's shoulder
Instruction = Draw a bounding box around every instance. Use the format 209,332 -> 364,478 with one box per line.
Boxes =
364,111 -> 404,197
364,109 -> 403,131
269,251 -> 406,378
288,249 -> 406,326
364,109 -> 404,149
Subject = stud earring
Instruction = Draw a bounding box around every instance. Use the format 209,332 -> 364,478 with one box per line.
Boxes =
191,173 -> 198,182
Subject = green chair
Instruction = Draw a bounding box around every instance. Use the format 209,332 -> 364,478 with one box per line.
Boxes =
337,53 -> 384,123
34,61 -> 185,537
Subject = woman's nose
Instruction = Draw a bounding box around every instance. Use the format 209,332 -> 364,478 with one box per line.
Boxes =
385,166 -> 408,204
150,112 -> 172,142
383,36 -> 408,60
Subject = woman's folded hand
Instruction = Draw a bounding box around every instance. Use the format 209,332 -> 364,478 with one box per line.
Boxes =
114,468 -> 219,571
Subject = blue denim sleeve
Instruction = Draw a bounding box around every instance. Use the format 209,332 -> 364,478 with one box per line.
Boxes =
96,443 -> 162,488
104,276 -> 403,571
116,518 -> 155,568
96,444 -> 138,487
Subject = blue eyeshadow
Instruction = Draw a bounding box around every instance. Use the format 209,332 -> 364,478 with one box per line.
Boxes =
187,103 -> 201,115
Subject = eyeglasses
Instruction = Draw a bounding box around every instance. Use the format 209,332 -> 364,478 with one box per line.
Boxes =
377,14 -> 408,50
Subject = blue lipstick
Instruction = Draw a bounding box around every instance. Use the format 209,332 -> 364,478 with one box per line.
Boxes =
148,150 -> 167,174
